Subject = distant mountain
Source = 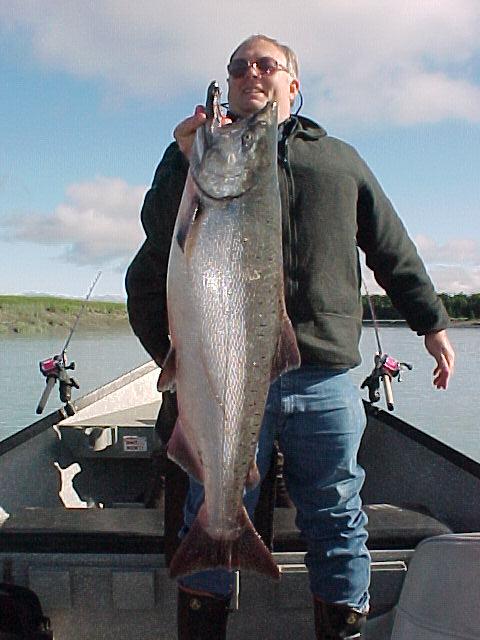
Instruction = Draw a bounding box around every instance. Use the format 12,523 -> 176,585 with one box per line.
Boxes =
91,294 -> 126,303
20,292 -> 126,303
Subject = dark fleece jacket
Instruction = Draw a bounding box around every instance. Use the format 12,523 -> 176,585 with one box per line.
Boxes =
125,115 -> 449,368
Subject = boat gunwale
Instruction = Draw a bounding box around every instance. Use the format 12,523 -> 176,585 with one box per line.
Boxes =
0,410 -> 63,457
364,401 -> 480,480
69,359 -> 156,413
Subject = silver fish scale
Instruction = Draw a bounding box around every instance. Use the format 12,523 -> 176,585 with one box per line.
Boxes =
186,198 -> 281,536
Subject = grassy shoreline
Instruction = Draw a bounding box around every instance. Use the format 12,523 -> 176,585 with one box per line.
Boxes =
0,295 -> 129,335
2,295 -> 479,336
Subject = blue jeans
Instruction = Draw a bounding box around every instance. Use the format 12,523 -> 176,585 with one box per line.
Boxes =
178,366 -> 370,611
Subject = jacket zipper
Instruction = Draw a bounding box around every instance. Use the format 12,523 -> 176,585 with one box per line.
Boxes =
278,135 -> 297,319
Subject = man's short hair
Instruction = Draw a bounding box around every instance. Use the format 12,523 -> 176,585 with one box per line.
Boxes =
229,35 -> 299,78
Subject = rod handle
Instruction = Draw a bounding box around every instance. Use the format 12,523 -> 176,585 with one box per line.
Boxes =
383,375 -> 394,411
36,377 -> 56,414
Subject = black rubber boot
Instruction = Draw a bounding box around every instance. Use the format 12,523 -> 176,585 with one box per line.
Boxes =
313,598 -> 367,639
177,588 -> 230,640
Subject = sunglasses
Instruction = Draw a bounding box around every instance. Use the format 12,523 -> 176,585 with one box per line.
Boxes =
227,56 -> 290,79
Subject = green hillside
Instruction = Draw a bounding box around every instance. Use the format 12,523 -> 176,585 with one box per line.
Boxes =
0,295 -> 129,335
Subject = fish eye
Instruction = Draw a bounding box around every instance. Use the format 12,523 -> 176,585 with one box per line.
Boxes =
242,131 -> 255,147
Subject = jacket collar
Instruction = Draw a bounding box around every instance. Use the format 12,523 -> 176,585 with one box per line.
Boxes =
287,115 -> 327,140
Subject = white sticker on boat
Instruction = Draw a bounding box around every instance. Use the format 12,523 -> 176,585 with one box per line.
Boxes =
123,435 -> 148,452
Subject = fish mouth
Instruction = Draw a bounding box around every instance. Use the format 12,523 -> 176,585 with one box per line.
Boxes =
191,101 -> 277,200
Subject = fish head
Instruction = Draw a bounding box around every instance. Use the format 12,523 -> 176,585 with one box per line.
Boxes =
191,101 -> 278,199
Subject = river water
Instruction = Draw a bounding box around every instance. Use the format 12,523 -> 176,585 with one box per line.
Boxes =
1,326 -> 479,461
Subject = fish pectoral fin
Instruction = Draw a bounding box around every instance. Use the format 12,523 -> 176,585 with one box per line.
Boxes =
175,174 -> 202,254
157,347 -> 177,392
169,505 -> 280,580
167,417 -> 204,483
271,313 -> 301,381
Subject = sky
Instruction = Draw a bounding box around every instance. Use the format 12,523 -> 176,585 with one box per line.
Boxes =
1,1 -> 479,299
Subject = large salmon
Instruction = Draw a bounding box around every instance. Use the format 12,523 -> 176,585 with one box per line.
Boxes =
158,88 -> 300,580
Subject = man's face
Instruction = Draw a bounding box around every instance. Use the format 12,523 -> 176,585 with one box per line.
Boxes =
227,39 -> 299,123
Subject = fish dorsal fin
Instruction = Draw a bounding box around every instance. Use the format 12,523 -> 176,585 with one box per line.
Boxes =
271,313 -> 301,381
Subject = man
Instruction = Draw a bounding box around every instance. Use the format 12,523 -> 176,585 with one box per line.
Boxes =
126,35 -> 455,640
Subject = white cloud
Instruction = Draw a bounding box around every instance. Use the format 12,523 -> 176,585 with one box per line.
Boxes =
415,235 -> 480,266
5,177 -> 147,267
426,265 -> 480,294
1,0 -> 480,126
363,263 -> 480,295
4,183 -> 479,294
413,236 -> 480,293
361,234 -> 480,294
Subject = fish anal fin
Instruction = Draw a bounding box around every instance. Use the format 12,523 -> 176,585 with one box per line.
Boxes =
169,505 -> 280,580
245,460 -> 260,489
167,418 -> 204,484
157,347 -> 177,392
271,314 -> 301,381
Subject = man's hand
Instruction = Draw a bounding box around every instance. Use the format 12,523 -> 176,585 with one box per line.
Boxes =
174,105 -> 207,160
174,106 -> 233,160
424,329 -> 455,389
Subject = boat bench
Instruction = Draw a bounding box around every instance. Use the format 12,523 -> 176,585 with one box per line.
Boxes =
0,502 -> 452,555
273,502 -> 453,552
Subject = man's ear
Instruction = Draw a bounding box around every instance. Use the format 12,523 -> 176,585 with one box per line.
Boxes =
289,78 -> 300,105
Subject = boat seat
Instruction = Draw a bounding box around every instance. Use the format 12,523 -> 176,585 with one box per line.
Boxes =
272,503 -> 452,552
0,502 -> 452,556
0,507 -> 165,554
390,533 -> 480,639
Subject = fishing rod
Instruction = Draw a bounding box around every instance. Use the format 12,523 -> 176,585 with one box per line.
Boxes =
360,280 -> 412,411
36,271 -> 102,416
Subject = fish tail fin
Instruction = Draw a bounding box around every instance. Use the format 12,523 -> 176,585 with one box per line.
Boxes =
233,507 -> 280,578
169,505 -> 280,580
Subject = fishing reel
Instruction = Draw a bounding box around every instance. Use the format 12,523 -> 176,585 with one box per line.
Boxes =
361,353 -> 412,411
34,272 -> 101,417
36,353 -> 79,416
